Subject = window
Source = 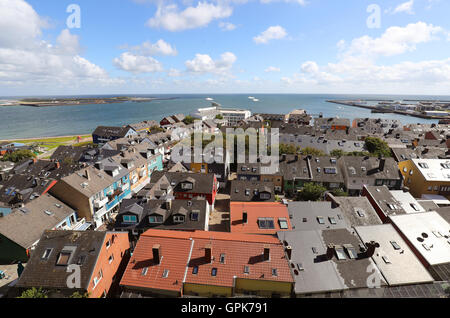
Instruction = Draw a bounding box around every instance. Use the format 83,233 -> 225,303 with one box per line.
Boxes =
77,255 -> 86,265
181,182 -> 193,190
190,212 -> 199,221
324,167 -> 337,174
108,254 -> 114,264
441,163 -> 450,169
279,218 -> 289,230
356,209 -> 365,218
317,216 -> 325,224
335,246 -> 347,260
418,162 -> 429,169
243,266 -> 250,274
382,256 -> 391,264
173,215 -> 185,223
149,215 -> 163,223
220,254 -> 226,264
141,267 -> 148,276
312,247 -> 318,254
344,245 -> 357,259
297,263 -> 304,271
106,240 -> 111,249
56,251 -> 72,266
123,215 -> 137,223
410,203 -> 420,211
93,270 -> 103,288
329,217 -> 337,225
162,269 -> 169,278
258,218 -> 275,229
211,268 -> 218,276
271,268 -> 278,277
192,266 -> 199,275
390,241 -> 401,250
42,248 -> 52,260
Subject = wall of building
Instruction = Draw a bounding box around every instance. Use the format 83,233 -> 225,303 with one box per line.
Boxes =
0,234 -> 28,264
235,278 -> 292,297
183,282 -> 232,297
50,181 -> 92,221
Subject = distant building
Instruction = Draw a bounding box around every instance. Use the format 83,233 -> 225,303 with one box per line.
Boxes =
92,126 -> 138,146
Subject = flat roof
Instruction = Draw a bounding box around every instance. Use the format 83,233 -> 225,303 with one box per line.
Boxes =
288,201 -> 349,231
411,159 -> 450,182
390,212 -> 450,266
355,224 -> 434,286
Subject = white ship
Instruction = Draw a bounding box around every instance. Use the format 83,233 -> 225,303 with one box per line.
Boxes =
205,97 -> 214,101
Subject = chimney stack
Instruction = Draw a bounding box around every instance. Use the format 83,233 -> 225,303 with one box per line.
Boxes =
263,245 -> 270,261
242,212 -> 248,224
152,244 -> 161,265
326,244 -> 335,260
85,169 -> 90,180
285,246 -> 292,260
364,241 -> 379,258
205,244 -> 212,263
378,158 -> 386,171
166,199 -> 172,210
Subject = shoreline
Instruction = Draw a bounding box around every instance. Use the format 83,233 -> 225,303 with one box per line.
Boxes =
0,134 -> 92,143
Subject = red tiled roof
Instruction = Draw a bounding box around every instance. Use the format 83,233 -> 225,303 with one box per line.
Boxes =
230,202 -> 292,235
120,235 -> 192,292
122,229 -> 293,292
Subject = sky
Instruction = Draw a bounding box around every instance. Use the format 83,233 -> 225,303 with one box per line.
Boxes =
1,0 -> 450,96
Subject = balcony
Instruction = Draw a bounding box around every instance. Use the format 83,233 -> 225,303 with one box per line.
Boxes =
94,197 -> 108,209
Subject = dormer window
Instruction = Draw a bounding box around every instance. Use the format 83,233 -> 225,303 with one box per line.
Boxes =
56,251 -> 72,266
123,215 -> 137,223
190,211 -> 199,221
181,182 -> 193,190
418,162 -> 429,169
173,215 -> 185,223
149,215 -> 163,224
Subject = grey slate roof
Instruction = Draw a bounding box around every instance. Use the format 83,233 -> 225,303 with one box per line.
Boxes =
328,195 -> 383,227
287,201 -> 349,231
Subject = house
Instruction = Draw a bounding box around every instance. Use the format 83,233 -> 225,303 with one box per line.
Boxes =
114,198 -> 210,236
362,186 -> 428,223
160,114 -> 185,128
236,162 -> 261,181
389,212 -> 450,281
352,118 -> 402,134
326,193 -> 383,227
230,202 -> 291,235
0,142 -> 28,156
279,155 -> 310,195
391,147 -> 448,162
338,156 -> 402,195
277,228 -> 387,297
354,224 -> 434,286
287,201 -> 348,231
230,180 -> 275,202
92,125 -> 138,145
129,120 -> 160,133
14,230 -> 130,298
49,166 -> 118,229
120,230 -> 293,297
398,159 -> 450,199
314,117 -> 350,131
0,194 -> 83,264
306,156 -> 345,190
150,171 -> 218,208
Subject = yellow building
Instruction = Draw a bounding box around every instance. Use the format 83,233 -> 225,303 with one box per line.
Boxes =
398,159 -> 450,199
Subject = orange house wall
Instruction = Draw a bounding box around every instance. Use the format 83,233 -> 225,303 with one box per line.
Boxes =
87,232 -> 130,298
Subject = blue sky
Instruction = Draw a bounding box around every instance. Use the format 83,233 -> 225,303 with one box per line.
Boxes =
1,0 -> 450,95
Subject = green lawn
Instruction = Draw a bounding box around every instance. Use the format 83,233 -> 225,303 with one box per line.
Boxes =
13,135 -> 91,144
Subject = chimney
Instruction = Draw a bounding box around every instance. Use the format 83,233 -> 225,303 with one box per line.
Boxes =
294,155 -> 299,162
55,161 -> 60,169
263,245 -> 270,261
364,241 -> 379,258
326,244 -> 335,260
285,246 -> 292,260
281,154 -> 286,162
205,244 -> 212,263
378,158 -> 386,171
242,212 -> 248,224
84,169 -> 90,180
166,199 -> 172,210
152,244 -> 161,265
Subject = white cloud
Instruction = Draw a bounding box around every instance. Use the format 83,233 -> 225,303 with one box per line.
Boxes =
253,25 -> 287,44
167,68 -> 183,77
392,0 -> 415,14
265,66 -> 280,72
147,2 -> 232,31
128,39 -> 178,56
185,51 -> 237,75
113,52 -> 163,74
260,0 -> 307,5
343,22 -> 443,58
219,21 -> 236,31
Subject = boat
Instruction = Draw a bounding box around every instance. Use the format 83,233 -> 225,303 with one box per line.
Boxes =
205,97 -> 214,101
248,96 -> 255,99
252,99 -> 259,102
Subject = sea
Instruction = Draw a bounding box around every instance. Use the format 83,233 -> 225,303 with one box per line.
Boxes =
0,94 -> 448,140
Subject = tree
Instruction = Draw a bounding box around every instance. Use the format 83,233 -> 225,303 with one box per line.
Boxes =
183,115 -> 197,125
1,149 -> 36,163
331,188 -> 348,197
300,147 -> 326,156
297,183 -> 327,201
279,143 -> 300,155
365,137 -> 391,157
18,287 -> 48,298
69,291 -> 90,298
215,114 -> 224,120
330,149 -> 345,157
